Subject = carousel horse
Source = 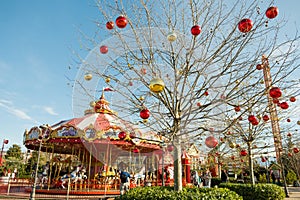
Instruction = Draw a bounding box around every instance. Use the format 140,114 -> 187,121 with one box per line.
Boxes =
133,166 -> 146,184
31,163 -> 49,188
60,165 -> 87,189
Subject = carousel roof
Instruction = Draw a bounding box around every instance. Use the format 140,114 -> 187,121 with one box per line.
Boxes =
24,93 -> 163,155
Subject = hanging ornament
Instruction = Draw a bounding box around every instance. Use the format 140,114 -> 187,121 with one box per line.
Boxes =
293,147 -> 300,154
140,109 -> 150,119
261,157 -> 267,162
238,18 -> 253,33
256,64 -> 263,70
167,144 -> 174,152
128,81 -> 133,86
100,45 -> 108,54
149,78 -> 165,93
280,102 -> 289,109
269,87 -> 282,98
290,96 -> 296,102
229,142 -> 236,149
297,121 -> 300,125
287,118 -> 291,122
205,136 -> 218,148
265,6 -> 279,19
191,25 -> 201,36
231,155 -> 235,160
118,131 -> 126,140
197,102 -> 202,107
287,132 -> 292,137
84,73 -> 93,81
106,21 -> 114,30
262,115 -> 269,122
115,15 -> 128,28
288,152 -> 293,157
140,68 -> 147,75
167,32 -> 177,42
204,91 -> 209,96
248,115 -> 257,122
234,106 -> 241,112
240,149 -> 248,156
133,147 -> 139,153
105,77 -> 111,83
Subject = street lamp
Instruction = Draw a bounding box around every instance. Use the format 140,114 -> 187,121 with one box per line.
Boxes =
29,125 -> 49,200
0,139 -> 9,166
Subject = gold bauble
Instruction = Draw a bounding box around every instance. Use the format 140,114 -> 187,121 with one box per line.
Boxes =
90,101 -> 96,107
105,77 -> 110,83
149,78 -> 165,93
167,32 -> 177,42
84,73 -> 92,81
229,142 -> 236,148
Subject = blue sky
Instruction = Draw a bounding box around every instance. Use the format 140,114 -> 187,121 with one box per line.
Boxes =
0,0 -> 299,152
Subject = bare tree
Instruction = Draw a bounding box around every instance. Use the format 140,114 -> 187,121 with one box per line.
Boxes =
70,0 -> 300,191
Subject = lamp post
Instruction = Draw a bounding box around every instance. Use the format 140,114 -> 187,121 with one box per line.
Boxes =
30,125 -> 49,200
0,139 -> 9,166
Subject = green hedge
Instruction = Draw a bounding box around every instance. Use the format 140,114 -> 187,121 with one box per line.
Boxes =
115,186 -> 242,200
219,183 -> 285,200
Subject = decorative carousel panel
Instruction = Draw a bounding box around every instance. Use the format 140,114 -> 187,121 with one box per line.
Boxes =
27,127 -> 40,140
57,126 -> 78,137
85,128 -> 96,139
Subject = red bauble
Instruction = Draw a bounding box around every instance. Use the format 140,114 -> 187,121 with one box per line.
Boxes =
266,6 -> 279,19
293,147 -> 300,154
240,149 -> 248,156
100,45 -> 108,54
140,109 -> 150,119
280,102 -> 289,109
261,157 -> 267,162
204,91 -> 209,96
290,96 -> 296,102
205,136 -> 218,148
115,16 -> 128,28
287,118 -> 291,122
287,132 -> 292,137
133,148 -> 139,153
269,87 -> 282,98
234,106 -> 241,112
248,115 -> 257,122
118,131 -> 126,140
251,119 -> 259,125
256,64 -> 263,70
167,145 -> 174,152
288,152 -> 293,157
238,18 -> 253,33
231,155 -> 235,160
191,25 -> 201,36
262,115 -> 269,122
106,21 -> 114,30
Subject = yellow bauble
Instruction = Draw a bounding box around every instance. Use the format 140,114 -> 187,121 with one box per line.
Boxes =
84,73 -> 92,81
149,78 -> 165,93
105,77 -> 110,83
229,142 -> 236,148
167,32 -> 177,42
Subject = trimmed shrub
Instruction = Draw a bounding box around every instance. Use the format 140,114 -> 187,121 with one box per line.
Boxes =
115,186 -> 242,200
219,183 -> 285,200
286,170 -> 297,185
211,177 -> 222,187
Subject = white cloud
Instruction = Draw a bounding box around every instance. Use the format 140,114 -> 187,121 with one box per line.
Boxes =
0,99 -> 39,123
43,106 -> 58,116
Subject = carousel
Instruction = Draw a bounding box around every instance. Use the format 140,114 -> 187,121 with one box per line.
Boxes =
23,93 -> 175,195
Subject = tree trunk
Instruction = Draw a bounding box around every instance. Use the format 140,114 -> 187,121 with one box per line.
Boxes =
173,136 -> 182,191
247,143 -> 255,185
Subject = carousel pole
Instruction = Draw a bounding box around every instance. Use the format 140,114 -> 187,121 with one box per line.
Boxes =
88,145 -> 92,191
29,138 -> 42,200
47,147 -> 55,190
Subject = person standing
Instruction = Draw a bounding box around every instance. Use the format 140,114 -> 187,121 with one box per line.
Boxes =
203,169 -> 212,188
221,169 -> 229,183
120,169 -> 131,195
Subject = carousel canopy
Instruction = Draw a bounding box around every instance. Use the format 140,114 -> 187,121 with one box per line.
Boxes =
24,93 -> 163,155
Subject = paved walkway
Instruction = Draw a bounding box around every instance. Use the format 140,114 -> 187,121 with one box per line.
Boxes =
286,187 -> 300,199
